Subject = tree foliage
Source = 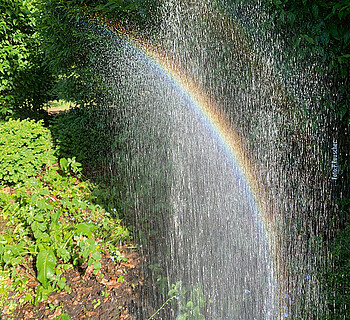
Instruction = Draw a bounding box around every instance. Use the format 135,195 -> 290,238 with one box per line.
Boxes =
265,0 -> 350,78
0,0 -> 159,119
37,0 -> 157,105
263,0 -> 350,127
0,0 -> 55,120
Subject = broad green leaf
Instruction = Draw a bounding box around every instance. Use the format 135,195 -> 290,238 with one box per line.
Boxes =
34,213 -> 45,222
57,277 -> 66,289
32,221 -> 46,233
24,293 -> 32,302
0,235 -> 7,245
75,222 -> 96,236
329,24 -> 340,40
57,248 -> 71,262
287,12 -> 296,25
91,250 -> 101,261
36,249 -> 56,288
186,300 -> 194,310
84,246 -> 93,260
340,107 -> 348,119
58,312 -> 70,320
34,230 -> 50,242
50,210 -> 61,225
92,260 -> 101,272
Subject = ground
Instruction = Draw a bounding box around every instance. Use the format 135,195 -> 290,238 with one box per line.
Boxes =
2,246 -> 156,320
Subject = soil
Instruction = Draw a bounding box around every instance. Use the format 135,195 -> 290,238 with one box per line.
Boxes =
4,246 -> 157,320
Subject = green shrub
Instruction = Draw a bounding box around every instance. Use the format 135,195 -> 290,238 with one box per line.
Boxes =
50,105 -> 120,167
0,118 -> 56,185
0,0 -> 55,120
263,0 -> 350,78
0,165 -> 129,307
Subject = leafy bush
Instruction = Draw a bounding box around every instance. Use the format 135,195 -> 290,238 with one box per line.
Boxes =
0,119 -> 56,185
0,0 -> 55,120
50,105 -> 121,167
264,0 -> 350,78
0,165 -> 129,307
37,0 -> 144,106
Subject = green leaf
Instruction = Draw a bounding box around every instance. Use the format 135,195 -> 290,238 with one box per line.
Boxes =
34,213 -> 45,222
91,250 -> 101,261
34,230 -> 50,242
57,248 -> 71,262
186,300 -> 194,310
329,24 -> 340,40
303,34 -> 315,44
92,260 -> 101,273
75,223 -> 96,237
60,158 -> 68,172
57,277 -> 66,289
34,285 -> 53,305
36,249 -> 56,288
58,313 -> 70,320
84,246 -> 92,260
287,12 -> 296,25
340,107 -> 348,119
24,293 -> 32,302
32,220 -> 46,232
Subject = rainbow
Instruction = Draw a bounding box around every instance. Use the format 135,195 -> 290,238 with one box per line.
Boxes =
120,35 -> 273,239
112,29 -> 279,315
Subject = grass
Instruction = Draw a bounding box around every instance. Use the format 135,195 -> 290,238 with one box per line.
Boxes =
45,100 -> 74,112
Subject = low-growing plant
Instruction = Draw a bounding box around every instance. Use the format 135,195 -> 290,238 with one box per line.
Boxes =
0,165 -> 129,311
325,221 -> 350,319
168,281 -> 205,320
149,277 -> 205,320
0,118 -> 56,185
59,157 -> 82,175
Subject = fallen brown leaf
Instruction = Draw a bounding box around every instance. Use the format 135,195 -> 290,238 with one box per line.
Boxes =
48,308 -> 62,319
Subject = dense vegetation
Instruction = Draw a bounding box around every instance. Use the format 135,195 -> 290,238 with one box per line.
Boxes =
0,0 -> 55,120
49,106 -> 118,168
0,1 -> 142,317
265,0 -> 350,76
0,119 -> 55,184
0,0 -> 348,318
262,1 -> 349,318
0,119 -> 129,317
